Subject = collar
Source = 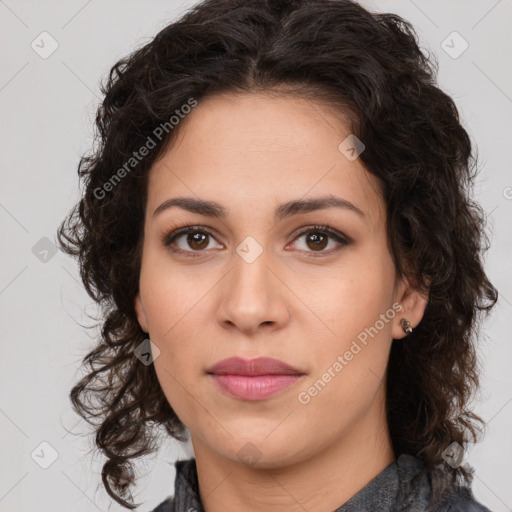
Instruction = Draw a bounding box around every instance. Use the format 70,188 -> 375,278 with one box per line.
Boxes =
171,458 -> 204,512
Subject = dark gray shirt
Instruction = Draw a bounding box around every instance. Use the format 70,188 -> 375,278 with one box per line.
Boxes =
149,454 -> 492,512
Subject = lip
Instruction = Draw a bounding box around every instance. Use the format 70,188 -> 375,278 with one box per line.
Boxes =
206,357 -> 306,401
206,356 -> 304,376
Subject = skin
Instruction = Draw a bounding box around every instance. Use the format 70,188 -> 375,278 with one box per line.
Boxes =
134,91 -> 429,512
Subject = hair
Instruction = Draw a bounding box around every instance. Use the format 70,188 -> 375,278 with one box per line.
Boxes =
57,0 -> 498,509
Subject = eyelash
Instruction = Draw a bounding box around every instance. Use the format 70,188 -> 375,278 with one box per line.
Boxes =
161,223 -> 351,259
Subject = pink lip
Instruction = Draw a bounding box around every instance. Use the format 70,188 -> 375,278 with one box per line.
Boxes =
210,374 -> 304,400
206,357 -> 305,401
207,356 -> 303,376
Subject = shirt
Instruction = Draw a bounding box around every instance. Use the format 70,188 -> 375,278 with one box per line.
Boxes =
149,454 -> 492,512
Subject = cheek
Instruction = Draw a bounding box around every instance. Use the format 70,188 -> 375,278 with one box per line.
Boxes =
307,252 -> 395,333
139,249 -> 212,338
152,362 -> 199,431
302,253 -> 396,389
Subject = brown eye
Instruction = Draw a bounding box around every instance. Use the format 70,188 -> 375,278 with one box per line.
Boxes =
289,225 -> 350,256
305,232 -> 328,251
163,225 -> 223,257
186,232 -> 209,250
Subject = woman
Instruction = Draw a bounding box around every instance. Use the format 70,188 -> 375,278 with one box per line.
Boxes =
57,0 -> 498,510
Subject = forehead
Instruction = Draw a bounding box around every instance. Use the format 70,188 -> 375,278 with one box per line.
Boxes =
148,92 -> 384,225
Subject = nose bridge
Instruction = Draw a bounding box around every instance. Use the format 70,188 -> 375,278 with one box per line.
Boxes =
233,240 -> 270,293
217,237 -> 287,332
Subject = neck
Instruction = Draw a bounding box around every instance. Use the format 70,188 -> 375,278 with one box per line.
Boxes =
191,393 -> 395,512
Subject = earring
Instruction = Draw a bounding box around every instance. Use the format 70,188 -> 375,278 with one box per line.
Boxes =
401,318 -> 413,335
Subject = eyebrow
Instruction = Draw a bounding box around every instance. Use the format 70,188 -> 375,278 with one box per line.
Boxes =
153,195 -> 365,221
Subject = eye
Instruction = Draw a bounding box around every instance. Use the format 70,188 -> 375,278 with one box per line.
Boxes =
162,223 -> 351,259
286,225 -> 350,256
162,225 -> 223,257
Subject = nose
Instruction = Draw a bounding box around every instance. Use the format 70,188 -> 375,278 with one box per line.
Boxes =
216,245 -> 290,335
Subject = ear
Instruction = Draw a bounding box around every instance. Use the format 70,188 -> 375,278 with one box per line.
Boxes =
134,292 -> 149,333
392,276 -> 429,340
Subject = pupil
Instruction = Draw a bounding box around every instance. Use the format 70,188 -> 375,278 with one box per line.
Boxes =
188,232 -> 207,249
308,233 -> 327,250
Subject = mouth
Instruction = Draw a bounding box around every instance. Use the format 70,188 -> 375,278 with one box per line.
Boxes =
206,356 -> 306,401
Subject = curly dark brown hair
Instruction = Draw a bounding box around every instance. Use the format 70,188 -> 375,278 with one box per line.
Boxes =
56,0 -> 498,509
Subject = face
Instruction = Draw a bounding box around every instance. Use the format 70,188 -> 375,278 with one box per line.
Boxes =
134,92 -> 427,468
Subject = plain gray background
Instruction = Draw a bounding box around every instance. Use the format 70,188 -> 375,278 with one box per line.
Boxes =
1,1 -> 511,511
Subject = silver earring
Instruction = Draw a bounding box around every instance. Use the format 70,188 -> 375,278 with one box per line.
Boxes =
401,318 -> 413,335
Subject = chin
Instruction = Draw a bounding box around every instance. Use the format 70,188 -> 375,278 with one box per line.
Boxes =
217,434 -> 308,470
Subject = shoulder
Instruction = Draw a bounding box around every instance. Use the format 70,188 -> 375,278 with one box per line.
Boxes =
437,487 -> 492,512
146,457 -> 198,512
395,454 -> 492,512
147,496 -> 174,512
